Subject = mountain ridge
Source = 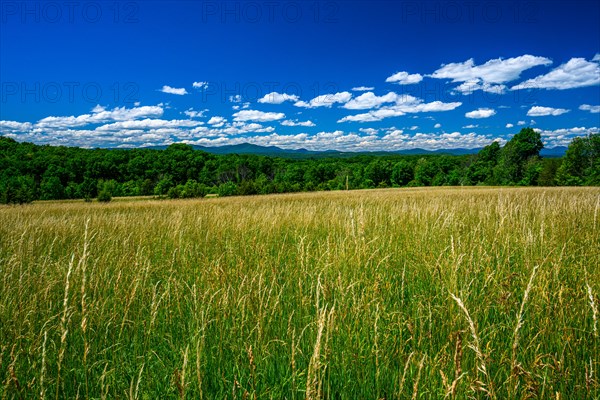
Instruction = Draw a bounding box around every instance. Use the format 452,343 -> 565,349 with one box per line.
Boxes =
147,143 -> 567,158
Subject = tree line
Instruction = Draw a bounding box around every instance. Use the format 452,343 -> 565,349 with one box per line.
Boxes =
0,128 -> 598,204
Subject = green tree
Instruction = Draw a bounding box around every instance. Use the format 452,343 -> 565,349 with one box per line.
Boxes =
495,128 -> 543,185
538,158 -> 562,186
556,134 -> 600,185
391,161 -> 414,186
0,175 -> 36,204
154,175 -> 174,196
413,158 -> 437,186
40,176 -> 65,200
469,141 -> 501,185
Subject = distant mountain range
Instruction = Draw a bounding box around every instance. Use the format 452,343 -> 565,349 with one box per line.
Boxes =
175,143 -> 568,158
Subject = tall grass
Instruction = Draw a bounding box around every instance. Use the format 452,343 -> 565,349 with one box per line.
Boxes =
0,187 -> 598,398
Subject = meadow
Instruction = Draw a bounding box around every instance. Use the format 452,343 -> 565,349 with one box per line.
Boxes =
0,187 -> 598,399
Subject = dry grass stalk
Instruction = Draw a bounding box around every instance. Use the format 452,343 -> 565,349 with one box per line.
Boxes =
450,293 -> 494,398
306,305 -> 334,400
511,264 -> 540,393
397,352 -> 414,397
584,267 -> 598,337
40,330 -> 47,400
411,355 -> 426,400
56,254 -> 75,400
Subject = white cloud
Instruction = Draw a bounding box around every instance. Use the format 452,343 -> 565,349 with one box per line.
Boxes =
385,71 -> 423,85
511,56 -> 600,90
580,104 -> 600,113
339,95 -> 462,123
35,105 -> 164,128
294,92 -> 352,108
352,86 -> 375,91
536,126 -> 600,147
506,123 -> 514,128
517,120 -> 526,126
465,108 -> 496,119
431,55 -> 552,84
184,108 -> 208,118
342,92 -> 399,110
192,81 -> 209,90
208,116 -> 227,127
281,119 -> 316,127
339,109 -> 402,123
0,121 -> 33,131
434,123 -> 441,128
232,110 -> 285,122
160,85 -> 188,95
453,80 -> 507,95
95,119 -> 204,131
219,122 -> 275,135
229,95 -> 243,103
359,128 -> 379,135
258,92 -> 300,104
526,106 -> 570,116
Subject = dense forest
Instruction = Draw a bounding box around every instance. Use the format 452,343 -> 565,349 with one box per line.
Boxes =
1,128 -> 598,204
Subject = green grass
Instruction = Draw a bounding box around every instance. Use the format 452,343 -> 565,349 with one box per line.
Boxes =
1,187 -> 599,399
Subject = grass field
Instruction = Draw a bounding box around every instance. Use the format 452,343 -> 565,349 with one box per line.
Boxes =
1,187 -> 599,399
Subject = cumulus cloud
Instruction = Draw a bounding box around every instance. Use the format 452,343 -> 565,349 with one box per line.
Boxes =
431,55 -> 552,84
453,80 -> 507,95
232,110 -> 285,122
511,56 -> 600,90
580,104 -> 600,113
258,92 -> 300,104
385,71 -> 423,85
95,119 -> 204,131
208,116 -> 227,126
281,119 -> 316,127
294,92 -> 352,108
0,121 -> 33,131
431,55 -> 552,94
35,105 -> 164,128
219,122 -> 275,135
359,128 -> 379,135
192,81 -> 209,90
465,108 -> 496,119
536,126 -> 600,147
526,106 -> 570,116
506,123 -> 514,128
352,86 -> 375,91
229,95 -> 243,103
176,127 -> 505,152
434,123 -> 442,128
338,95 -> 462,122
342,92 -> 399,110
160,85 -> 188,95
184,108 -> 208,118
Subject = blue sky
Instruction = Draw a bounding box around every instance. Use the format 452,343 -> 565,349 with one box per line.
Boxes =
1,0 -> 599,151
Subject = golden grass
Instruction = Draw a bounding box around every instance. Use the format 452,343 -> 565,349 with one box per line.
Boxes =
0,187 -> 598,398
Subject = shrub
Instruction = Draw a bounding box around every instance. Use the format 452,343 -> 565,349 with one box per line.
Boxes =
97,190 -> 112,202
